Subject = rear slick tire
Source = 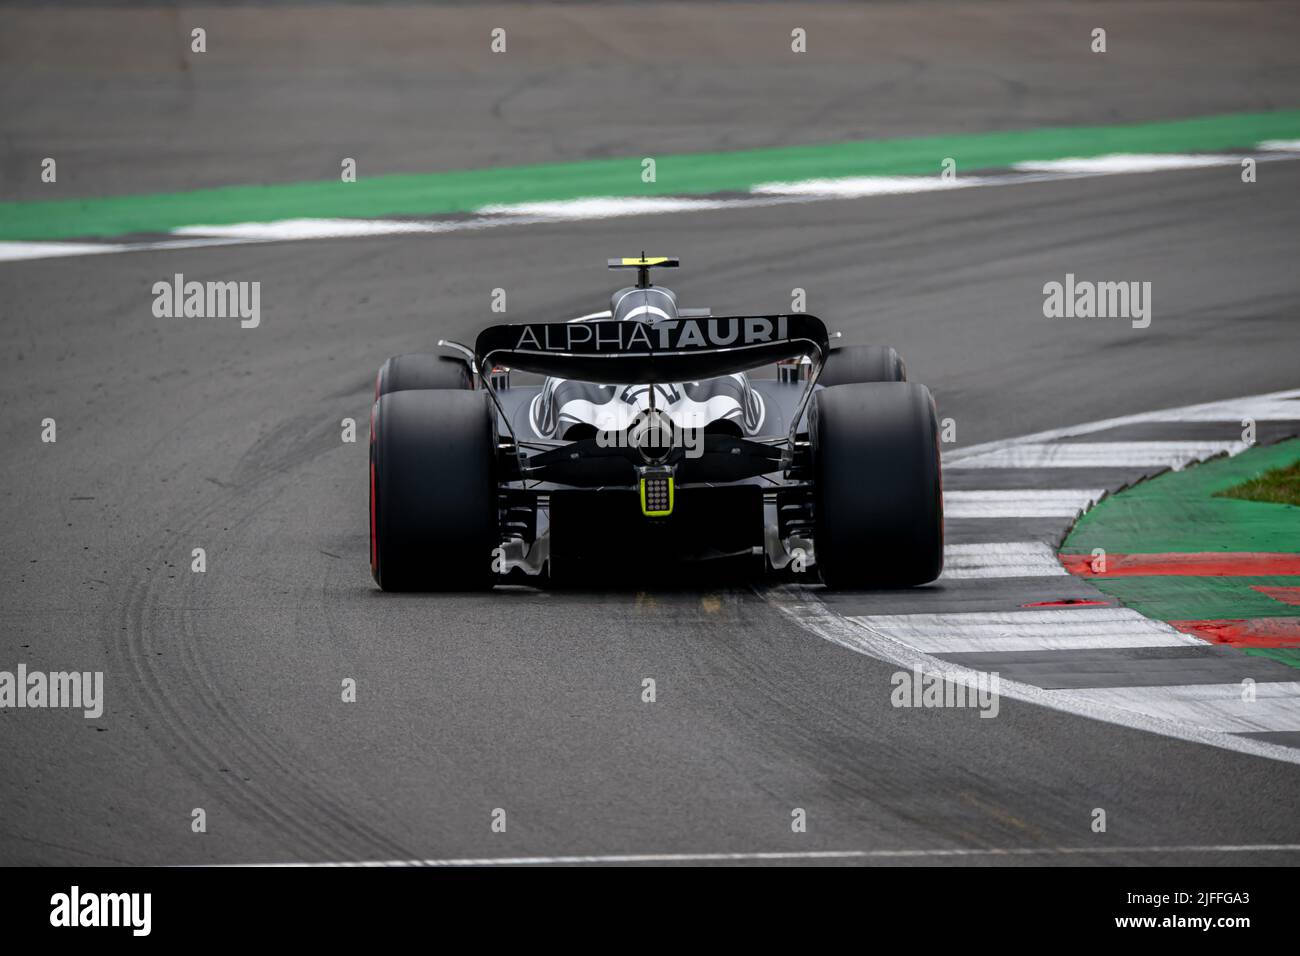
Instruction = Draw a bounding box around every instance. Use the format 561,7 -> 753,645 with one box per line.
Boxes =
375,352 -> 473,398
818,345 -> 906,387
811,382 -> 943,589
370,389 -> 498,591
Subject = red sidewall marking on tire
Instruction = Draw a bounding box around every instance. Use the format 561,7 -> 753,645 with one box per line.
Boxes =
369,403 -> 378,574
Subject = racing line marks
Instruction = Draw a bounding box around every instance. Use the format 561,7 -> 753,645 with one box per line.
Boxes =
844,609 -> 1197,655
771,389 -> 1300,763
944,490 -> 1105,518
1061,683 -> 1300,734
771,583 -> 1300,765
940,542 -> 1070,579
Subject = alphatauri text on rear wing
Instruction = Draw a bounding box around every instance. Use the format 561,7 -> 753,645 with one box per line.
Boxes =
473,314 -> 830,384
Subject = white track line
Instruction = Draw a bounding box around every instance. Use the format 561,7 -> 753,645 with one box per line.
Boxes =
765,585 -> 1300,766
0,241 -> 133,260
948,440 -> 1246,470
172,218 -> 463,240
844,608 -> 1197,654
6,148 -> 1299,264
941,542 -> 1069,579
479,196 -> 744,218
750,175 -> 990,197
1014,154 -> 1242,174
0,236 -> 271,262
242,843 -> 1300,866
1060,683 -> 1300,734
944,489 -> 1104,518
944,389 -> 1300,467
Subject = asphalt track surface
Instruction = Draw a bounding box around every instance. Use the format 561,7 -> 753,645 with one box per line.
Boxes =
2,3 -> 1299,865
5,1 -> 1300,200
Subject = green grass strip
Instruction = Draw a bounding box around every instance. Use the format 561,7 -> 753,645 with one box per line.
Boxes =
4,108 -> 1300,241
1063,439 -> 1300,556
1215,458 -> 1300,506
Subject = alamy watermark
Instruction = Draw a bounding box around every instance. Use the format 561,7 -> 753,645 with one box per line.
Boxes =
595,419 -> 704,459
50,886 -> 150,936
890,667 -> 1000,718
152,273 -> 260,328
1042,274 -> 1151,329
1,664 -> 103,718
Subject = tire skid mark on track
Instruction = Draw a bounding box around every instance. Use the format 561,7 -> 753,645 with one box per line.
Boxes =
115,506 -> 385,860
105,404 -> 421,862
765,389 -> 1300,763
676,599 -> 1003,851
765,583 -> 1300,767
113,559 -> 344,860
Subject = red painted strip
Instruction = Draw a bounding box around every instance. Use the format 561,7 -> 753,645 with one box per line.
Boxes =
1059,552 -> 1300,577
1169,618 -> 1300,648
369,402 -> 378,573
1021,599 -> 1110,608
1253,585 -> 1300,606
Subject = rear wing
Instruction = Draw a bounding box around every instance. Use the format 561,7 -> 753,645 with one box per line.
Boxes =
474,314 -> 829,385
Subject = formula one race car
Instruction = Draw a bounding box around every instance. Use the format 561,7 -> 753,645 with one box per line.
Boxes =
370,257 -> 942,590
